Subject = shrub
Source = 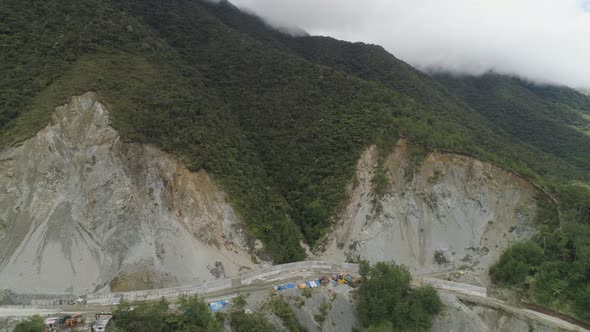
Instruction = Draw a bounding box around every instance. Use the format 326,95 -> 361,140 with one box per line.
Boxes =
268,297 -> 305,332
433,250 -> 449,265
229,310 -> 276,332
372,167 -> 389,196
233,294 -> 248,310
314,300 -> 331,327
301,288 -> 312,299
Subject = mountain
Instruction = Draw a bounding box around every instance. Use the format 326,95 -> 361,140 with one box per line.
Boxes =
434,73 -> 590,172
319,140 -> 540,285
0,93 -> 255,294
200,0 -> 590,181
1,0 -> 590,322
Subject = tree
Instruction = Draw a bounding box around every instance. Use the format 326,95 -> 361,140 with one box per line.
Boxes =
490,241 -> 544,285
357,261 -> 442,331
226,294 -> 276,332
112,296 -> 221,332
113,298 -> 170,332
533,262 -> 568,305
573,284 -> 590,321
171,295 -> 220,332
366,321 -> 395,332
402,286 -> 443,331
538,224 -> 551,253
13,315 -> 45,332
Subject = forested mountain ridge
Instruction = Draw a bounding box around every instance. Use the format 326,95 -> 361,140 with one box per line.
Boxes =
196,10 -> 590,320
200,0 -> 590,182
2,0 -> 590,320
434,73 -> 590,172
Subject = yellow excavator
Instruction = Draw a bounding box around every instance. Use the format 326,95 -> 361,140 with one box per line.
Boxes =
337,273 -> 362,288
65,314 -> 83,328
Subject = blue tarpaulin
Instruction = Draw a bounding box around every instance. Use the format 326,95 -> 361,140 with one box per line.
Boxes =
208,300 -> 229,312
276,283 -> 297,291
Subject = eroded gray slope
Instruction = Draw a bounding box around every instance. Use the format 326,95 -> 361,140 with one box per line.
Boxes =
321,140 -> 539,285
0,92 -> 255,294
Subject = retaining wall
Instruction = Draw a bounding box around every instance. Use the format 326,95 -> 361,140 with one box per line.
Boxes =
30,298 -> 76,306
422,278 -> 487,297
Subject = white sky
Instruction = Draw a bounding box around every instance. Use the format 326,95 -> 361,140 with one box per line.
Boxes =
229,0 -> 590,88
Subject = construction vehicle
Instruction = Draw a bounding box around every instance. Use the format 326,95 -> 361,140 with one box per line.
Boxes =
337,273 -> 362,288
65,313 -> 83,327
57,315 -> 71,324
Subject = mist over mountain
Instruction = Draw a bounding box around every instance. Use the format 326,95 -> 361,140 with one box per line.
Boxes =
229,0 -> 590,89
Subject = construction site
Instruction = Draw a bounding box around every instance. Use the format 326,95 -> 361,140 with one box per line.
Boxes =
1,267 -> 362,332
1,260 -> 587,331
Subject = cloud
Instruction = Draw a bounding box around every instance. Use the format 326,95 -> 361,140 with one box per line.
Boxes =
230,0 -> 590,88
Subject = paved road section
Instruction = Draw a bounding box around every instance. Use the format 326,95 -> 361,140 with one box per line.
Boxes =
1,260 -> 588,332
86,260 -> 358,305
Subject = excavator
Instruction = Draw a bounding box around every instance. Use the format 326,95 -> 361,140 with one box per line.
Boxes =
65,314 -> 83,328
337,273 -> 362,288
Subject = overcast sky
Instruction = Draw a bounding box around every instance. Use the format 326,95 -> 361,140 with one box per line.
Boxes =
229,0 -> 590,88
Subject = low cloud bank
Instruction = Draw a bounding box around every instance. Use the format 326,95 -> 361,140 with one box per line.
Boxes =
230,0 -> 590,88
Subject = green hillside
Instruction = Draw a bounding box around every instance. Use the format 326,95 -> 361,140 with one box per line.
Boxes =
2,1 -> 590,319
1,0 -> 305,262
435,73 -> 590,172
196,3 -> 590,319
1,0 -> 491,257
200,0 -> 590,183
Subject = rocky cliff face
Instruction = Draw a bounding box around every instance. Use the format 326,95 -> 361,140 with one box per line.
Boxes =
0,92 -> 255,295
321,140 -> 539,285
